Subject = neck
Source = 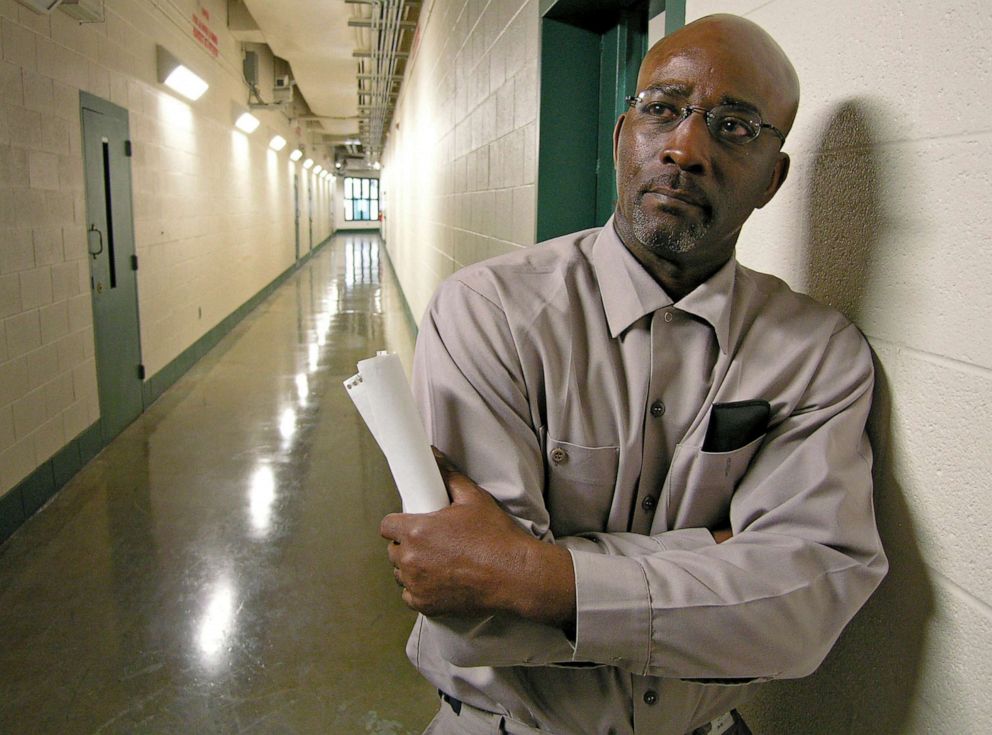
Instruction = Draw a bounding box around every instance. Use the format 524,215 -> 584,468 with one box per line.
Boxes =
611,218 -> 733,301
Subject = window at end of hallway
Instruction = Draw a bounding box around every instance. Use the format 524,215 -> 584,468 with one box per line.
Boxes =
344,177 -> 380,221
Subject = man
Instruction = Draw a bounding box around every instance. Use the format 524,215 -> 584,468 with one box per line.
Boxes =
381,14 -> 887,735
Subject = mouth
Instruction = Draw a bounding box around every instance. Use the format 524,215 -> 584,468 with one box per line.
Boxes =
645,187 -> 707,210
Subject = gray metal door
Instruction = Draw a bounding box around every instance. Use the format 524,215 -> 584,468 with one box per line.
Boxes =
80,93 -> 143,443
294,173 -> 300,260
307,180 -> 314,252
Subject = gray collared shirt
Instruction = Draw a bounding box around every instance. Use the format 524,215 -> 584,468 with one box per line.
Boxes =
408,219 -> 887,735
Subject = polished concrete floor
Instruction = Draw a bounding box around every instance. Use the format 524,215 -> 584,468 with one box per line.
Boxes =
0,234 -> 438,734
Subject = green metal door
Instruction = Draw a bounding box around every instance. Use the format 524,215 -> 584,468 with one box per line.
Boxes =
80,94 -> 143,443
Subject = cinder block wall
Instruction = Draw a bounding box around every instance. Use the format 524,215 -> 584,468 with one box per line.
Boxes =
681,1 -> 991,732
382,0 -> 539,322
0,0 -> 331,499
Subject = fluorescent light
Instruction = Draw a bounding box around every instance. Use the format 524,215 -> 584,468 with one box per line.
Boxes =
164,65 -> 208,101
235,112 -> 260,133
289,149 -> 303,162
313,165 -> 323,174
157,45 -> 208,101
269,135 -> 287,151
302,158 -> 313,170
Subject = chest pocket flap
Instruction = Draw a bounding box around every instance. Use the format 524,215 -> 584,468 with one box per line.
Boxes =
545,437 -> 619,537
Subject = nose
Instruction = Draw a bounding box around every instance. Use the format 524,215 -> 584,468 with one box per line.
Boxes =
660,109 -> 711,174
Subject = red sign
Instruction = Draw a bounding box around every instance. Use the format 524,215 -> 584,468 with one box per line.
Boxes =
192,6 -> 219,58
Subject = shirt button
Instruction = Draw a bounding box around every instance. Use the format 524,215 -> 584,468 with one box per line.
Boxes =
664,311 -> 674,323
650,400 -> 665,417
643,689 -> 658,705
642,496 -> 657,511
550,447 -> 568,465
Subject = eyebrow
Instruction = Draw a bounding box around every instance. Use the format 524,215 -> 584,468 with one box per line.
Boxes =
639,84 -> 764,116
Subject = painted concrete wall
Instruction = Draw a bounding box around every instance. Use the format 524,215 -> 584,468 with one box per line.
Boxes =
0,0 -> 331,497
382,0 -> 539,323
677,2 -> 989,732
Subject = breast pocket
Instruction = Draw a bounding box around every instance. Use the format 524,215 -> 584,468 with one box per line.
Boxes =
544,437 -> 619,537
665,434 -> 765,529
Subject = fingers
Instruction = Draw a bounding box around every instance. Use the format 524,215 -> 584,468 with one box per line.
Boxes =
712,528 -> 733,544
379,512 -> 405,541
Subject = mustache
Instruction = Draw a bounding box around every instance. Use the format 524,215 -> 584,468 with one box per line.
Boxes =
640,173 -> 710,210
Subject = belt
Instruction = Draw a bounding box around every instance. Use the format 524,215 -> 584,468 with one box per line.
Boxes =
440,692 -> 747,735
440,691 -> 463,715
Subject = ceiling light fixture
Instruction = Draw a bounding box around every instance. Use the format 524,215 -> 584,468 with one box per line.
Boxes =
289,149 -> 303,162
302,158 -> 313,170
269,135 -> 287,151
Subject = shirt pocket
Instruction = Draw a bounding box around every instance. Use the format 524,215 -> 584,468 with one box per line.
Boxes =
544,437 -> 619,537
665,434 -> 766,529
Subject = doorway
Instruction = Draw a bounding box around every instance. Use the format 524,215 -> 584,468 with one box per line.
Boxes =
535,0 -> 685,241
80,93 -> 144,443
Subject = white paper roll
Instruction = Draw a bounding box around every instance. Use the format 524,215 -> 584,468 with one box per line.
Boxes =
344,353 -> 449,513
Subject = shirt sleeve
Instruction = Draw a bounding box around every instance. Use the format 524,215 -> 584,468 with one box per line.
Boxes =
414,278 -> 887,678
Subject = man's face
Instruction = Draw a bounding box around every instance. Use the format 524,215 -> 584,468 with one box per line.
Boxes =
613,39 -> 792,274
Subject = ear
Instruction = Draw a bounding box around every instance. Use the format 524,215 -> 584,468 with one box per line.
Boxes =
612,113 -> 626,165
756,152 -> 790,209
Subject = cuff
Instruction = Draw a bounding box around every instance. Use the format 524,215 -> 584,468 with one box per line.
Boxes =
570,549 -> 652,673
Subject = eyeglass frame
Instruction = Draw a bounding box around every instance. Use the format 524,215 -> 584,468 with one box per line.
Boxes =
624,92 -> 787,147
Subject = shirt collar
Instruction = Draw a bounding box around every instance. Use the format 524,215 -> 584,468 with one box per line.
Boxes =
591,217 -> 736,353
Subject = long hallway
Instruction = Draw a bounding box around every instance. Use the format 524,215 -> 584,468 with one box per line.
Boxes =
0,234 -> 437,734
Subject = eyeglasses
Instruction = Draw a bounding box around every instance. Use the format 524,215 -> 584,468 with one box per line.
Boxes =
625,92 -> 786,146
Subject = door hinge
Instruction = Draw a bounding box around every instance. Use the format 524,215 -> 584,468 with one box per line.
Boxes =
125,140 -> 132,157
131,254 -> 138,270
138,364 -> 145,380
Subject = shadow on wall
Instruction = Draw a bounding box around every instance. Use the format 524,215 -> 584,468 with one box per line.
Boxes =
742,100 -> 934,733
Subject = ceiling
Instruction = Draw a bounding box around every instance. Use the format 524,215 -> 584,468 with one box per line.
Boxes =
238,0 -> 420,165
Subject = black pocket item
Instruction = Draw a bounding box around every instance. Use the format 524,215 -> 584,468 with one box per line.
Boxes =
702,400 -> 771,453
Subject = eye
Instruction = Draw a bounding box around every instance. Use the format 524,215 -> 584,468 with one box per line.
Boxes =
640,100 -> 681,123
713,111 -> 759,141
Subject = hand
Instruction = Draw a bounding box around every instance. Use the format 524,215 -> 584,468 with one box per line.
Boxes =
380,449 -> 575,626
712,528 -> 733,544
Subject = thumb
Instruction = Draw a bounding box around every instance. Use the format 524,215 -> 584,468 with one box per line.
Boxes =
432,446 -> 485,505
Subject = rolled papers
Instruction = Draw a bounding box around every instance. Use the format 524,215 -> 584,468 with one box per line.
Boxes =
344,352 -> 449,513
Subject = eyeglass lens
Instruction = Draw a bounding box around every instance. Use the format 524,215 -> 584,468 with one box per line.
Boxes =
628,94 -> 773,145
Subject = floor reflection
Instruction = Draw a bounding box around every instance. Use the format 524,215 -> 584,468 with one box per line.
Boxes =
0,233 -> 436,734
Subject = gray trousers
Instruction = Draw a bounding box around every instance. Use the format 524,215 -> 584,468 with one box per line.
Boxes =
423,698 -> 752,735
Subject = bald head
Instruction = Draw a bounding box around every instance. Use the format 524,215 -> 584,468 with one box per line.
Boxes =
641,14 -> 800,137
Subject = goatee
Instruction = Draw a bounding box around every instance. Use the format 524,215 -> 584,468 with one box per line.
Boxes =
631,205 -> 709,254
